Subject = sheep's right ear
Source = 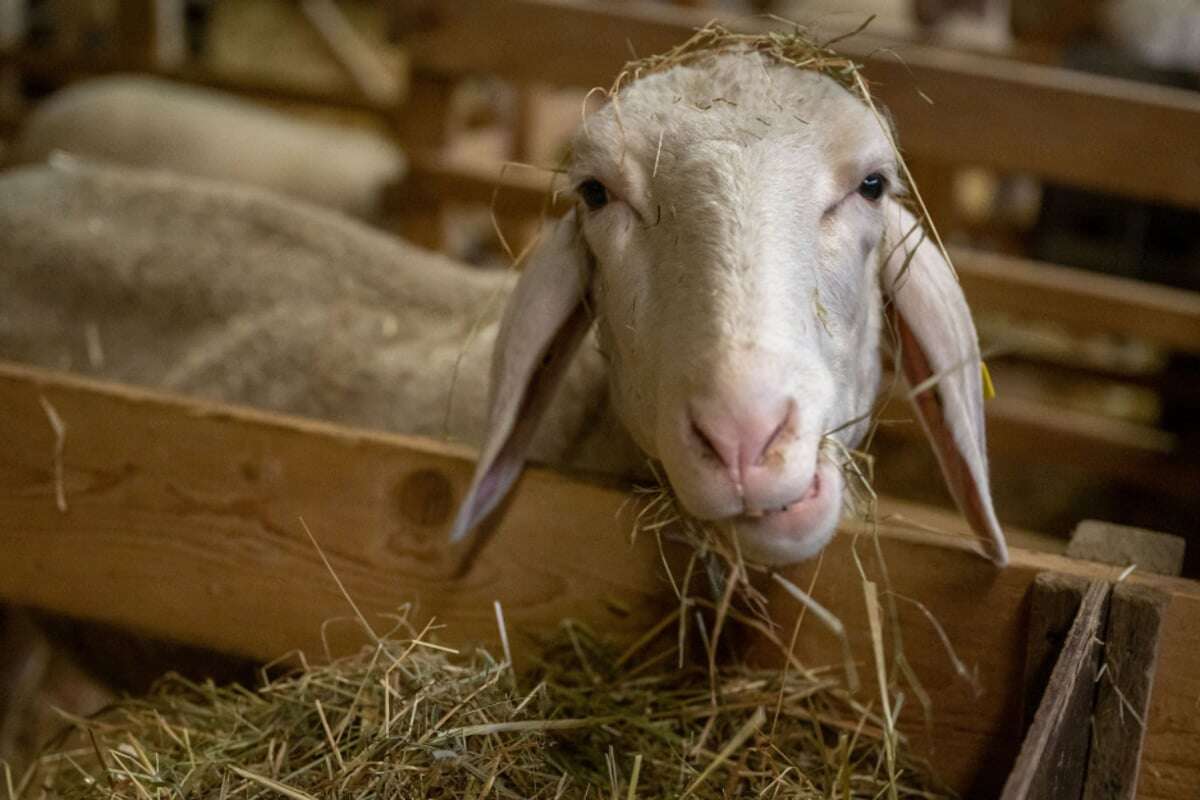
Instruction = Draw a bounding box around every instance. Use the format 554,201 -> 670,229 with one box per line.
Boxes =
449,210 -> 593,544
880,202 -> 1009,567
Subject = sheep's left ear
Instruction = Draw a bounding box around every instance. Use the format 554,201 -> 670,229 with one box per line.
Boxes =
449,210 -> 593,544
880,202 -> 1009,566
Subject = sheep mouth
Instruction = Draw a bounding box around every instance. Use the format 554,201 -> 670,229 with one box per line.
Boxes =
739,472 -> 822,520
725,460 -> 844,565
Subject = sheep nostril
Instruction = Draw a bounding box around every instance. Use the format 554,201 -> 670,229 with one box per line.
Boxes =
690,419 -> 726,466
753,399 -> 795,466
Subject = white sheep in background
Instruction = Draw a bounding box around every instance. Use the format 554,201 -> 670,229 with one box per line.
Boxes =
4,74 -> 406,220
0,46 -> 1007,568
0,158 -> 638,481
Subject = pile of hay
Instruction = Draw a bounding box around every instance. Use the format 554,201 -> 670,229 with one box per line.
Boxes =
20,614 -> 947,800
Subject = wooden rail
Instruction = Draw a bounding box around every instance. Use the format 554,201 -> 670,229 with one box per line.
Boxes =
0,360 -> 1196,797
401,0 -> 1200,209
0,46 -> 395,115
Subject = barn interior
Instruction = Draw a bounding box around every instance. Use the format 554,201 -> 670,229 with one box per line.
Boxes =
0,2 -> 1198,798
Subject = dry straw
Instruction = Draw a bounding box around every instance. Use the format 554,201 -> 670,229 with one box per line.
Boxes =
18,607 -> 949,800
14,22 -> 963,800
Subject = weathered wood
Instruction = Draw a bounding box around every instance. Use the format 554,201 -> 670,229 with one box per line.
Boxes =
1002,580 -> 1110,800
1085,582 -> 1171,800
0,361 -> 1198,797
1069,521 -> 1187,577
403,0 -> 1200,209
1021,573 -> 1089,733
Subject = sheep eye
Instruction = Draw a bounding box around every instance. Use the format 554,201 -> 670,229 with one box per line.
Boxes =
577,178 -> 609,211
858,173 -> 886,201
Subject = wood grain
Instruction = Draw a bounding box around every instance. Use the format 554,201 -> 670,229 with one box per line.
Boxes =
1021,573 -> 1089,733
1,361 -> 1198,798
1001,580 -> 1109,800
403,0 -> 1200,209
751,529 -> 1200,797
1084,583 -> 1171,800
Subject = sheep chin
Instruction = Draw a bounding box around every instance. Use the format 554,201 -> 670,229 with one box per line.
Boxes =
726,460 -> 844,566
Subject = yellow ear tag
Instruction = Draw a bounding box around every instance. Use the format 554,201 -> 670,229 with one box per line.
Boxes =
981,361 -> 996,400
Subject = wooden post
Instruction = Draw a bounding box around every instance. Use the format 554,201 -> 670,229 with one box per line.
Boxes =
1002,580 -> 1110,799
114,0 -> 187,71
0,0 -> 23,125
1020,572 -> 1088,732
1068,520 -> 1186,577
394,73 -> 458,250
1083,583 -> 1170,799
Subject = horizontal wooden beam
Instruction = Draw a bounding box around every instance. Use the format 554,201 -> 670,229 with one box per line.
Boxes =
0,361 -> 1197,796
403,0 -> 1200,209
877,389 -> 1198,499
951,247 -> 1200,354
0,46 -> 394,115
393,149 -> 567,216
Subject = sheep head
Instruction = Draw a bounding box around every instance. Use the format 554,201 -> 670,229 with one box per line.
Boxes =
451,48 -> 1008,567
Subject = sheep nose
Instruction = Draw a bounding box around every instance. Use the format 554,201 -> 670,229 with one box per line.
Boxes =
688,396 -> 795,485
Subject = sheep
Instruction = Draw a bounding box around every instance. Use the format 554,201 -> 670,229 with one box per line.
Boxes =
4,74 -> 406,220
0,45 -> 1007,568
450,46 -> 1009,567
0,157 -> 638,478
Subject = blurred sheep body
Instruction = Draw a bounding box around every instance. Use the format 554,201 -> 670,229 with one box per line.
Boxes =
0,159 -> 641,476
5,75 -> 407,219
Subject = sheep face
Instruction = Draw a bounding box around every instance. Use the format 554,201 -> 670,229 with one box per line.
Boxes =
453,52 -> 1008,568
566,58 -> 890,563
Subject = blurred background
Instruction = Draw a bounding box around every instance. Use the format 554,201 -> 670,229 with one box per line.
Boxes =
1,0 -> 1199,777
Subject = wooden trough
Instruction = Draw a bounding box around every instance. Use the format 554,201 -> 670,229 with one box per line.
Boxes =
1,361 -> 1198,798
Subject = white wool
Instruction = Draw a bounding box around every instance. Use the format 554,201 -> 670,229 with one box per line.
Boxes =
6,75 -> 406,219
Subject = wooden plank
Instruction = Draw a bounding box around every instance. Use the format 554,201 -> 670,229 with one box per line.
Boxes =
1021,573 -> 1088,733
0,361 -> 1198,797
873,387 -> 1197,500
398,149 -> 566,215
0,46 -> 392,115
404,154 -> 1200,354
299,0 -> 399,107
1001,580 -> 1110,799
950,248 -> 1200,355
0,360 -> 674,662
1084,582 -> 1171,800
403,0 -> 1200,208
1068,521 -> 1187,577
753,524 -> 1200,797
